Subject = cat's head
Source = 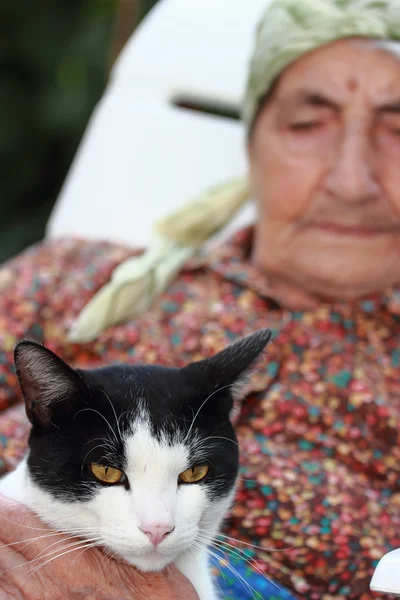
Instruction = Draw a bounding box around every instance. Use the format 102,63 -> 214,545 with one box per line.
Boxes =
15,329 -> 271,571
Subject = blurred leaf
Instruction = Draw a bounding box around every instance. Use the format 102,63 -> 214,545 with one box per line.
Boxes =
0,0 -> 117,262
0,0 -> 160,263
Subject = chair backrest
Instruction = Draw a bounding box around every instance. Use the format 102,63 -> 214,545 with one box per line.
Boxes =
46,0 -> 269,247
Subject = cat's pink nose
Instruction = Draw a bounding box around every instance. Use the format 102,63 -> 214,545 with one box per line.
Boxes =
139,523 -> 175,546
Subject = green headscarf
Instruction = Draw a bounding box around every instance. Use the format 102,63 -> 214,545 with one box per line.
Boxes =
69,0 -> 400,343
243,0 -> 400,128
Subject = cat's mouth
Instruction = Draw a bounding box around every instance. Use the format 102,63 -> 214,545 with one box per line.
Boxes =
98,533 -> 185,572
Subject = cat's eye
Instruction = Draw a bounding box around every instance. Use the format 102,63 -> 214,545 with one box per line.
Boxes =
179,465 -> 209,484
90,463 -> 125,485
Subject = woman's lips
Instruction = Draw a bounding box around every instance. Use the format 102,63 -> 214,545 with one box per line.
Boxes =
309,222 -> 398,236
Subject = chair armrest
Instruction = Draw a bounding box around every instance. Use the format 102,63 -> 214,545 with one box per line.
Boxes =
370,548 -> 400,595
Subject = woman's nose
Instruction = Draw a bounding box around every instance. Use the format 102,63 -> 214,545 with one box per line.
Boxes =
324,124 -> 379,204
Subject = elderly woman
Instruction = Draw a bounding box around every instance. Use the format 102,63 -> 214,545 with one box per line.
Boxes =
1,0 -> 400,598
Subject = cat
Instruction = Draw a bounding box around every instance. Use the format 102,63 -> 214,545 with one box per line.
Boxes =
0,329 -> 271,600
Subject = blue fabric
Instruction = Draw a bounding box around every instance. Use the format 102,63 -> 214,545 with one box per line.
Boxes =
212,552 -> 297,599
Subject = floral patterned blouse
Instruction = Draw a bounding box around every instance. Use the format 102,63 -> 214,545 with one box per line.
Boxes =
0,227 -> 399,600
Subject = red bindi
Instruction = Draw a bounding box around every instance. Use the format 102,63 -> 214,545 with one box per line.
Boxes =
347,77 -> 358,93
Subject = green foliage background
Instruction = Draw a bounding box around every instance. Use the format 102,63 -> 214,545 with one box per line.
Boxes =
0,0 -> 158,264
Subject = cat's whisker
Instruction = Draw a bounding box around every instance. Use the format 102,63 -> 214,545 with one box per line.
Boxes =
74,407 -> 119,445
71,540 -> 103,566
224,490 -> 259,517
0,510 -> 100,535
28,540 -> 101,576
201,435 -> 242,450
214,542 -> 281,596
183,383 -> 237,444
102,546 -> 120,566
29,536 -> 103,564
204,551 -> 227,599
0,530 -> 68,549
160,414 -> 190,427
197,434 -> 252,459
198,538 -> 275,600
181,543 -> 227,600
117,409 -> 133,431
187,405 -> 195,427
198,528 -> 295,553
100,388 -> 123,443
31,534 -> 102,561
0,528 -> 102,550
196,534 -> 283,593
192,540 -> 260,599
29,541 -> 102,576
197,535 -> 250,561
0,537 -> 98,579
199,537 -> 261,572
83,436 -> 115,449
0,511 -> 56,533
80,443 -> 112,474
0,556 -> 45,578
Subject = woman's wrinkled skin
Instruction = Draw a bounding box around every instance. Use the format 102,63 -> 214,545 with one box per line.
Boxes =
250,38 -> 400,309
0,495 -> 199,600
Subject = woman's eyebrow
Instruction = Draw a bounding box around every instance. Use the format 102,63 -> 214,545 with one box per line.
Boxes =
377,100 -> 400,113
280,90 -> 341,112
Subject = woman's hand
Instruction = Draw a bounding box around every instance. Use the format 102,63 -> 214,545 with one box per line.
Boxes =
0,494 -> 198,600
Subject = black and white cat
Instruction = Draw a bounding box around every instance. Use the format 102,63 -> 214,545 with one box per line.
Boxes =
0,329 -> 271,599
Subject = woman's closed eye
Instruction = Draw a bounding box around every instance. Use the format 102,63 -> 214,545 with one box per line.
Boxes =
379,115 -> 400,137
178,465 -> 209,484
90,462 -> 126,485
289,121 -> 321,131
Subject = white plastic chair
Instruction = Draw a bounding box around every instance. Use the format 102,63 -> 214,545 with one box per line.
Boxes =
46,0 -> 268,247
45,0 -> 400,594
370,550 -> 400,595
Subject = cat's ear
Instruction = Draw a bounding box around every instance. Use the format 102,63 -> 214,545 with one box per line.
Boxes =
14,341 -> 87,428
184,329 -> 272,401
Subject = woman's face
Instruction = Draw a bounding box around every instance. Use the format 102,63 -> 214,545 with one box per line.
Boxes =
249,38 -> 400,300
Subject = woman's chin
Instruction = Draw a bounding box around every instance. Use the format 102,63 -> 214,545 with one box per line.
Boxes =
286,238 -> 400,298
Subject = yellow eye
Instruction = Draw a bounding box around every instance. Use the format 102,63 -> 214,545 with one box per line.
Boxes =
90,463 -> 124,484
179,465 -> 209,484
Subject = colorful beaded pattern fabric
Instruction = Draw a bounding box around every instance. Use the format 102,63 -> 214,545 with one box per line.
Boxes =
0,229 -> 400,599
